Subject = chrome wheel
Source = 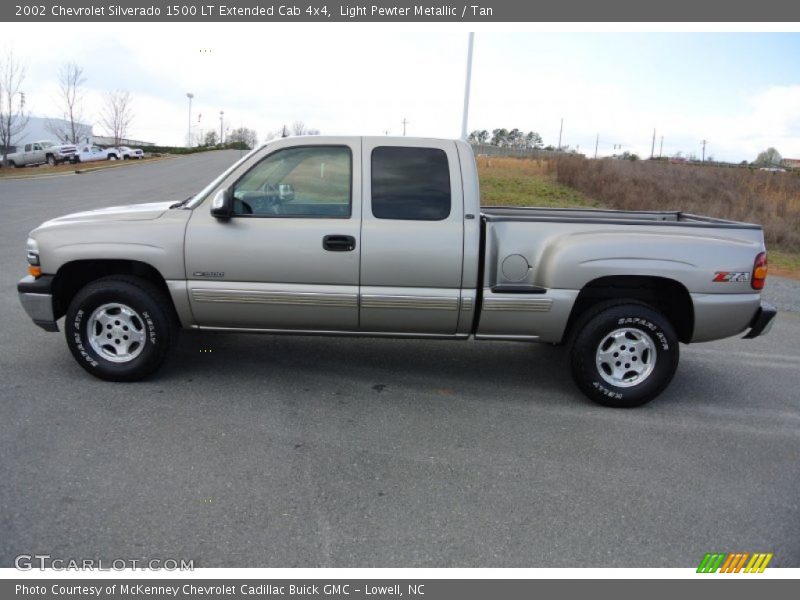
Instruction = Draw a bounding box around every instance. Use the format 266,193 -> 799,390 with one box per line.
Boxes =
595,327 -> 657,388
87,303 -> 146,363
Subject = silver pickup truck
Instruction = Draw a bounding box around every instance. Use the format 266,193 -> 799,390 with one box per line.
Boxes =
6,140 -> 78,167
17,137 -> 776,407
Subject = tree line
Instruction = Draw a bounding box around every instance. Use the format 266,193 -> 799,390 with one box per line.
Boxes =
468,128 -> 547,150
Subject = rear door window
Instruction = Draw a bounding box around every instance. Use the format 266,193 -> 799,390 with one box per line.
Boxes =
371,147 -> 451,221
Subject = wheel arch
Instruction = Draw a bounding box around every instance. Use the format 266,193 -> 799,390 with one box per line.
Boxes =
565,275 -> 694,344
52,259 -> 175,322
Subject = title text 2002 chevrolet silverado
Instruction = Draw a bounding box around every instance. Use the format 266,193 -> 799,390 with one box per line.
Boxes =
18,137 -> 776,407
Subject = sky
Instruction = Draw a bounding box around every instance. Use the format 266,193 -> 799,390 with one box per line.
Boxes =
2,25 -> 799,162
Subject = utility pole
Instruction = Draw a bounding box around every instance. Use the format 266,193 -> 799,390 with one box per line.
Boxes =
219,110 -> 224,144
659,136 -> 664,158
701,139 -> 707,163
650,128 -> 656,159
401,118 -> 409,136
186,92 -> 194,147
594,133 -> 599,159
460,32 -> 475,140
557,118 -> 563,151
384,130 -> 390,136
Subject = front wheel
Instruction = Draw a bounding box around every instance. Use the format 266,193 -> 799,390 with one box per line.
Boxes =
570,302 -> 679,407
65,276 -> 177,381
46,155 -> 57,166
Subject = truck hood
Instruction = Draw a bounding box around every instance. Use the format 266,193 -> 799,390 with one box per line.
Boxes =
41,201 -> 175,226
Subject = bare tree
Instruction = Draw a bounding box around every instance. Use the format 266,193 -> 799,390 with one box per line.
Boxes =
203,130 -> 218,146
47,62 -> 89,144
264,122 -> 321,142
290,120 -> 320,136
227,127 -> 258,149
0,50 -> 29,166
291,120 -> 307,136
100,90 -> 133,148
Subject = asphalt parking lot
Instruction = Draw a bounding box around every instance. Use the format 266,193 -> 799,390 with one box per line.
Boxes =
1,151 -> 798,568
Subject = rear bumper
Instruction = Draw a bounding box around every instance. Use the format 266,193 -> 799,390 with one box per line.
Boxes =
743,303 -> 777,339
17,275 -> 58,332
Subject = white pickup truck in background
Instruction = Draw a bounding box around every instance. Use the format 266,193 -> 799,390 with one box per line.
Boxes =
76,144 -> 120,163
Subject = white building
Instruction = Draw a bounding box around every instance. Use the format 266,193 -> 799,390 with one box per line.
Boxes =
13,116 -> 94,150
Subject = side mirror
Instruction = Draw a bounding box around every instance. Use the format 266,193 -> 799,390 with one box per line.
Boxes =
210,188 -> 233,219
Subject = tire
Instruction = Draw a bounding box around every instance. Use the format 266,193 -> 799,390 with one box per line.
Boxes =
46,154 -> 57,166
65,276 -> 177,381
569,301 -> 679,408
10,160 -> 19,168
108,154 -> 118,161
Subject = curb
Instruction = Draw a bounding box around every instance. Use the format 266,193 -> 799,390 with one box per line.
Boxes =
1,156 -> 174,181
75,155 -> 174,174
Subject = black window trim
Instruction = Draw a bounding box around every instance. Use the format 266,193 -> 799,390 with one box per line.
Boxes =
229,144 -> 354,220
369,145 -> 452,222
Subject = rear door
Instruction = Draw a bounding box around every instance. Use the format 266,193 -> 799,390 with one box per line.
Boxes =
359,139 -> 464,334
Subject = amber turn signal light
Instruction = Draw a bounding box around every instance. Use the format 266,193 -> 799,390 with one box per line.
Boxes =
751,252 -> 767,290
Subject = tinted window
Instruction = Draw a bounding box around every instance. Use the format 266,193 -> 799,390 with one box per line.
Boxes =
232,146 -> 351,218
371,147 -> 451,221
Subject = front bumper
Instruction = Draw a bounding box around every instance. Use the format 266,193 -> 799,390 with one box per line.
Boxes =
17,275 -> 58,332
743,303 -> 777,339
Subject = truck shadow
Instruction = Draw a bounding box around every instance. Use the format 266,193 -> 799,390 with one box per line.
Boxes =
165,330 -> 581,405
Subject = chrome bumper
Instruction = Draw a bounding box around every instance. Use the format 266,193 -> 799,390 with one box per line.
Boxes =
17,275 -> 58,332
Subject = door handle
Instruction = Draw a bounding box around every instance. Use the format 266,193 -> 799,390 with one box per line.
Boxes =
322,235 -> 356,252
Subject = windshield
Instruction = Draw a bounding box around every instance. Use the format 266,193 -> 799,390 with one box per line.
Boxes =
185,145 -> 265,208
40,141 -> 53,148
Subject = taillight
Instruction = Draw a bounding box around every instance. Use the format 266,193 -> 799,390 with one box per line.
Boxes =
752,251 -> 768,290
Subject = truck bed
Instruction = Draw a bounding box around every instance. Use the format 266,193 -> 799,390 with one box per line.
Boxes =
481,206 -> 761,230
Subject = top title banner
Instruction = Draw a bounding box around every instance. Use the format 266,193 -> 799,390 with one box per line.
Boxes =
5,0 -> 800,22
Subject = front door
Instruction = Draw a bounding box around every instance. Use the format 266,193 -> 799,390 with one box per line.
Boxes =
185,140 -> 361,331
359,139 -> 465,334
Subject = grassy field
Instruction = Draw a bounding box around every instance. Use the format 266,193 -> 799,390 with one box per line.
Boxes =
477,155 -> 800,278
477,156 -> 597,208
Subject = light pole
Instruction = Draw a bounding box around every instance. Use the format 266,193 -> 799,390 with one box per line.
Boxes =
219,110 -> 224,144
460,32 -> 475,140
186,93 -> 194,147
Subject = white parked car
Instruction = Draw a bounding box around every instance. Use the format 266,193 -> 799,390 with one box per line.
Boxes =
118,146 -> 144,160
76,145 -> 120,163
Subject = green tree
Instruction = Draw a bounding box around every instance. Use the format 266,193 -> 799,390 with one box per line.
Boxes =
491,128 -> 509,147
754,147 -> 782,167
525,131 -> 543,149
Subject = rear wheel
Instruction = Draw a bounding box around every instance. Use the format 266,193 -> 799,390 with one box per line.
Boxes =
570,302 -> 679,407
65,276 -> 177,381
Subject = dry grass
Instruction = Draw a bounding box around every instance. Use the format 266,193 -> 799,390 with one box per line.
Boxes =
0,156 -> 166,179
477,156 -> 596,208
554,157 -> 800,252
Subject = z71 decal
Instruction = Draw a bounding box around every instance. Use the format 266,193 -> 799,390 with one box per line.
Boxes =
713,271 -> 750,283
